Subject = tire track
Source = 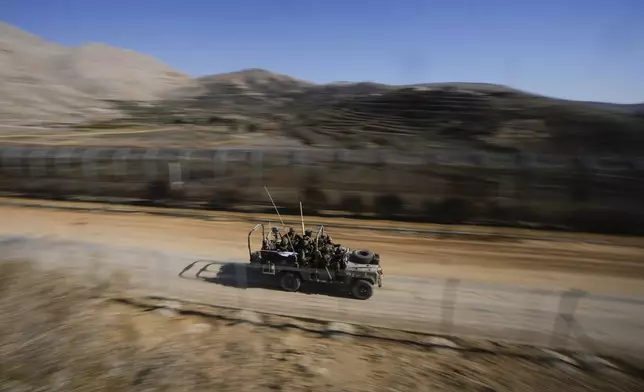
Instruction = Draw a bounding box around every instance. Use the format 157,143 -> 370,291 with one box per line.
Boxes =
2,235 -> 643,361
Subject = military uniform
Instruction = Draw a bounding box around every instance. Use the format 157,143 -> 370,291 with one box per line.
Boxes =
298,238 -> 311,265
282,227 -> 300,252
297,230 -> 314,264
269,227 -> 280,250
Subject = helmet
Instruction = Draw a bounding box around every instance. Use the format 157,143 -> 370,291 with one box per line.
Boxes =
305,229 -> 312,236
288,227 -> 295,234
271,227 -> 279,233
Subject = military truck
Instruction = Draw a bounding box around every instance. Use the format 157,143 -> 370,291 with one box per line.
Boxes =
246,223 -> 383,300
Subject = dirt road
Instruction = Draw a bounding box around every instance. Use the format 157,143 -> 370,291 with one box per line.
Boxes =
1,201 -> 644,360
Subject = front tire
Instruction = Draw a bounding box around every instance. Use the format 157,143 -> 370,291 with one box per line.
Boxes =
280,273 -> 302,292
351,279 -> 373,300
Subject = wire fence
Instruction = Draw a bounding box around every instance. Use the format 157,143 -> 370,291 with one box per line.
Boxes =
1,145 -> 643,234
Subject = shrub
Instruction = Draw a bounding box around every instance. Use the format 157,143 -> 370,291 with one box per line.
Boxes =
300,187 -> 328,213
424,197 -> 472,224
374,194 -> 404,217
206,189 -> 243,209
146,180 -> 169,201
338,194 -> 365,214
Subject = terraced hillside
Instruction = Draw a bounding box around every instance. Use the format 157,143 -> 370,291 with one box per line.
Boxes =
118,74 -> 644,155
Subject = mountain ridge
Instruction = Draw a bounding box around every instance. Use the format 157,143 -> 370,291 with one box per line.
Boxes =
1,21 -> 644,155
1,20 -> 642,126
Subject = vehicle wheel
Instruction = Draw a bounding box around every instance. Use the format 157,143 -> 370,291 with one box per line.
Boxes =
351,279 -> 373,300
280,273 -> 302,292
350,249 -> 374,264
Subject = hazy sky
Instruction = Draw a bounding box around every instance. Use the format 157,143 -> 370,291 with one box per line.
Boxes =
3,0 -> 643,103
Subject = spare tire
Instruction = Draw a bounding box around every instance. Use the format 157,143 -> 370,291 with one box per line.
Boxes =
350,249 -> 374,264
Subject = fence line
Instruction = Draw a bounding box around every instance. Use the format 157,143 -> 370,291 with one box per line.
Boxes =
0,146 -> 641,172
1,146 -> 644,236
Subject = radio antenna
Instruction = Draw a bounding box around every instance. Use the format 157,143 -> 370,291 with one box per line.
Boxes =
264,186 -> 295,253
299,201 -> 305,234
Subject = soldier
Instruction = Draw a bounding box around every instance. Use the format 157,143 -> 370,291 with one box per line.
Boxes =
297,236 -> 311,265
335,246 -> 348,270
297,229 -> 314,265
321,241 -> 334,268
291,227 -> 302,243
301,229 -> 312,248
312,247 -> 327,269
269,226 -> 280,250
281,227 -> 299,252
316,233 -> 326,248
276,237 -> 289,252
321,240 -> 334,257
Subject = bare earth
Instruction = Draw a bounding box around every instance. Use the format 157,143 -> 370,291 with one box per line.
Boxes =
4,258 -> 641,392
1,200 -> 644,361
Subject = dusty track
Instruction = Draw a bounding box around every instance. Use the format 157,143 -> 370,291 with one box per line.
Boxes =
1,200 -> 644,360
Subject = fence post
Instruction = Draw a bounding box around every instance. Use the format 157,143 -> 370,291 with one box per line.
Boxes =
214,149 -> 228,178
179,149 -> 193,181
168,162 -> 183,191
82,148 -> 103,180
440,278 -> 460,335
54,147 -> 75,177
550,288 -> 586,349
29,148 -> 50,178
2,147 -> 24,177
251,150 -> 264,181
143,148 -> 159,181
113,148 -> 131,180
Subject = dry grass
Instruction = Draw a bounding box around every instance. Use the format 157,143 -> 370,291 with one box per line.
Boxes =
1,259 -> 642,392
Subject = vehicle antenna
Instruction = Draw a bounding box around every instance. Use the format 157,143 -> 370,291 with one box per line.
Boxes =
264,186 -> 296,253
299,201 -> 305,234
264,186 -> 285,226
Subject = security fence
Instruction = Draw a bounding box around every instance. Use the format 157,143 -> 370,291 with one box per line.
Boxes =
1,146 -> 644,234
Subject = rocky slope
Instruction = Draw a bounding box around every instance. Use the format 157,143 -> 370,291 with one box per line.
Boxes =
0,22 -> 192,124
